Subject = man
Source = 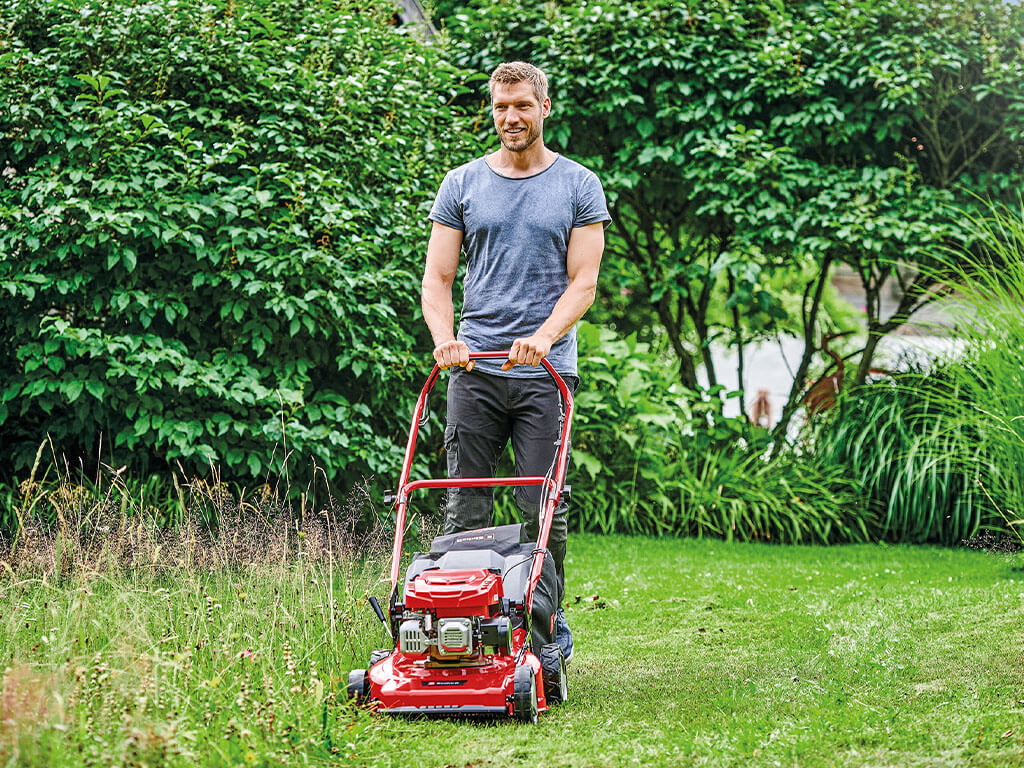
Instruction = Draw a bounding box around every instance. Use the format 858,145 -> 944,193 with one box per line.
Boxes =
421,61 -> 610,663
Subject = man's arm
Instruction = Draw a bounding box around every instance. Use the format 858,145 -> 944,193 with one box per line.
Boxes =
422,221 -> 473,370
503,221 -> 605,370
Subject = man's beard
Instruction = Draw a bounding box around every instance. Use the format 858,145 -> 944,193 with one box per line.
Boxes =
499,123 -> 541,152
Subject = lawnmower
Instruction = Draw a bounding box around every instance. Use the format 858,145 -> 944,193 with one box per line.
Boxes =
346,351 -> 573,722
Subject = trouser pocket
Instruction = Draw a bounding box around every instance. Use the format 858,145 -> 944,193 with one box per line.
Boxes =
443,420 -> 494,534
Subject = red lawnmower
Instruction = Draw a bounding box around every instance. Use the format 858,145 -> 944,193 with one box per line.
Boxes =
346,351 -> 573,722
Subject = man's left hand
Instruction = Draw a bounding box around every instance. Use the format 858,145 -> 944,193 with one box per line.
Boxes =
502,334 -> 553,370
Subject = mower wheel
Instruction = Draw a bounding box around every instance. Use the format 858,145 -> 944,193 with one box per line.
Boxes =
512,665 -> 538,724
346,669 -> 369,704
539,642 -> 568,705
368,648 -> 392,667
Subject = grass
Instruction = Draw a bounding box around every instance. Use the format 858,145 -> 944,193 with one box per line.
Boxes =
2,530 -> 1022,767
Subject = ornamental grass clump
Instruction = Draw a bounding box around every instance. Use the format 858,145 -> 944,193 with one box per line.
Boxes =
808,199 -> 1024,546
807,365 -> 991,544
938,200 -> 1024,546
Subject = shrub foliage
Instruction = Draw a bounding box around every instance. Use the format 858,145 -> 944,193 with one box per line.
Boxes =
488,323 -> 867,543
0,0 -> 479,486
567,324 -> 866,543
442,0 -> 1024,426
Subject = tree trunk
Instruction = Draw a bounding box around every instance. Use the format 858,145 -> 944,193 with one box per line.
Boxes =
728,272 -> 747,419
678,353 -> 698,390
853,272 -> 944,385
772,254 -> 834,445
654,296 -> 698,389
688,278 -> 717,387
853,279 -> 883,385
854,328 -> 884,385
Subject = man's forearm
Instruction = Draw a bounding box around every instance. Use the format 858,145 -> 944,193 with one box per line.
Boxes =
502,279 -> 596,370
421,279 -> 457,346
535,280 -> 597,344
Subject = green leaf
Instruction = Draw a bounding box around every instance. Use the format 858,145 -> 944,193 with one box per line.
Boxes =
573,449 -> 602,481
247,453 -> 262,476
63,380 -> 84,403
85,379 -> 106,400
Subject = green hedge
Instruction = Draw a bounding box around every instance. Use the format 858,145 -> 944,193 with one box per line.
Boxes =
0,0 -> 481,487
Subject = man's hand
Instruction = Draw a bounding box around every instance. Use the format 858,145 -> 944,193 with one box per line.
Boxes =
433,339 -> 475,371
502,334 -> 553,371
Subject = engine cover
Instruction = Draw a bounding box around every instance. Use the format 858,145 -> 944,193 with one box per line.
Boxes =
405,569 -> 503,616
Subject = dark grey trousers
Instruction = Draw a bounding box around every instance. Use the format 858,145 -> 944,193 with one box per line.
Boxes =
443,367 -> 576,599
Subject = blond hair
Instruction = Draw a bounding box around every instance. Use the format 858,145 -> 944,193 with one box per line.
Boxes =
488,61 -> 549,104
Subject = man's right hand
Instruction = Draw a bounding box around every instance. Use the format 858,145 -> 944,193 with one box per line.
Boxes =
433,340 -> 475,371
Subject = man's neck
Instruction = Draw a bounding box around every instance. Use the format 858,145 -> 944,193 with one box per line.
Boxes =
487,142 -> 557,178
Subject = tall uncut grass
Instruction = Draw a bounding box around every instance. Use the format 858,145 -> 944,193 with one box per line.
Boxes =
0,461 -> 404,767
810,200 -> 1024,546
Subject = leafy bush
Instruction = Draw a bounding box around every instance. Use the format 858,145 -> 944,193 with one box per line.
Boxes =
0,0 -> 480,488
493,322 -> 867,544
439,0 -> 1024,416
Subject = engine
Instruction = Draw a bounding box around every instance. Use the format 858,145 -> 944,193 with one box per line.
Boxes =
398,567 -> 515,659
398,611 -> 511,658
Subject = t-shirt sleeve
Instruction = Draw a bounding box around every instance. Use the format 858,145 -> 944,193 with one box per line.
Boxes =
428,171 -> 465,231
573,171 -> 612,229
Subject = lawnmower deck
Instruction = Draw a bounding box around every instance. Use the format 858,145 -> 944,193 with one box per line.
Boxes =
369,645 -> 546,716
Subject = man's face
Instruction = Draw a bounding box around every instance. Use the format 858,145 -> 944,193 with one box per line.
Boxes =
491,81 -> 550,153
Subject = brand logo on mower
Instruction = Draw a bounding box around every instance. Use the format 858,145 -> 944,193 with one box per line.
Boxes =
455,533 -> 494,544
421,680 -> 467,687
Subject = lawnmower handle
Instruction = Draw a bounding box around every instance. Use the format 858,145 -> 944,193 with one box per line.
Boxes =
468,351 -> 570,389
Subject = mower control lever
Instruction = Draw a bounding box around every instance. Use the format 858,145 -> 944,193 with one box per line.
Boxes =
368,596 -> 388,626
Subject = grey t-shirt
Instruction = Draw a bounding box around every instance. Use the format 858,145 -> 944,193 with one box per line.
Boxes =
428,155 -> 611,377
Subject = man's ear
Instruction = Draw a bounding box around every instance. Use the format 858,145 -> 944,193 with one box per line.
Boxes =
542,97 -> 551,118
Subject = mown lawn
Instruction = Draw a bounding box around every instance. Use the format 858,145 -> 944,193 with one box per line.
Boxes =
2,534 -> 1022,767
359,536 -> 1024,768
